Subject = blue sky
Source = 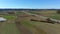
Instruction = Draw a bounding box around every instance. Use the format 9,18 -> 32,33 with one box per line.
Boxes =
0,0 -> 60,9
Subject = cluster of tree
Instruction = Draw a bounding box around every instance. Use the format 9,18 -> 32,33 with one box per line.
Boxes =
57,10 -> 60,14
0,9 -> 58,12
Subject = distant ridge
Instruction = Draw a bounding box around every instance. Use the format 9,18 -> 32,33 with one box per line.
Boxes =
0,9 -> 60,12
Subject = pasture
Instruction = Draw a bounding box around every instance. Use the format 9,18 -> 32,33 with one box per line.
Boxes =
0,14 -> 20,34
0,20 -> 20,34
0,10 -> 60,34
29,11 -> 60,20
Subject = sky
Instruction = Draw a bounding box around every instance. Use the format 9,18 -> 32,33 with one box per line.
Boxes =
0,0 -> 60,9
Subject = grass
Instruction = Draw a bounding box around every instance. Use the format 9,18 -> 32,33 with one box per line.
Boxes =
29,11 -> 60,20
0,12 -> 25,34
41,11 -> 60,20
4,23 -> 20,34
0,22 -> 20,34
29,11 -> 39,14
3,15 -> 16,20
16,12 -> 25,14
40,11 -> 60,20
22,20 -> 33,27
49,14 -> 60,20
40,11 -> 56,14
21,20 -> 47,34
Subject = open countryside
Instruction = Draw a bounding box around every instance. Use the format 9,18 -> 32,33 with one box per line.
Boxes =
0,9 -> 60,34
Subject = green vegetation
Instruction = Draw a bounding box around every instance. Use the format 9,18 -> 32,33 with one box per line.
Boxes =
29,12 -> 39,14
40,11 -> 56,14
29,11 -> 60,20
22,20 -> 33,27
16,12 -> 24,14
49,14 -> 60,20
4,15 -> 16,20
0,22 -> 20,34
40,11 -> 60,20
0,11 -> 60,34
22,20 -> 47,34
4,23 -> 20,34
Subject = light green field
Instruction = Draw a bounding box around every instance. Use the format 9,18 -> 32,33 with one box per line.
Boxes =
29,11 -> 60,20
4,15 -> 16,20
0,22 -> 20,34
0,14 -> 20,34
39,11 -> 60,20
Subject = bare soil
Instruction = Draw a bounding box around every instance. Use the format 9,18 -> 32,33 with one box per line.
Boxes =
15,14 -> 33,34
15,14 -> 47,34
15,21 -> 32,34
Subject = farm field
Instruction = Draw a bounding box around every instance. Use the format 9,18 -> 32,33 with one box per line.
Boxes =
0,22 -> 20,34
16,12 -> 60,34
0,15 -> 20,34
15,11 -> 60,34
0,9 -> 60,34
28,11 -> 60,20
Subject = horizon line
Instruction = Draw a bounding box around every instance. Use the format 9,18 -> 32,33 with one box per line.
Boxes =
0,7 -> 60,9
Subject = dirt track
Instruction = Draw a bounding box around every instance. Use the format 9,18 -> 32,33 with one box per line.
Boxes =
15,19 -> 47,34
15,13 -> 47,34
15,12 -> 60,34
15,21 -> 33,34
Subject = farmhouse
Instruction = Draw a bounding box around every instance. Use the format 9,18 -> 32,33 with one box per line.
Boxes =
0,17 -> 7,22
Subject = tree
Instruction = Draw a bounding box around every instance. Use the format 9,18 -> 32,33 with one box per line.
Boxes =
57,10 -> 60,14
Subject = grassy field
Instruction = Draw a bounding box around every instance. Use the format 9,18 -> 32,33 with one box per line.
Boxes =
48,14 -> 60,20
0,13 -> 20,34
29,11 -> 60,20
0,12 -> 26,34
21,19 -> 47,34
16,12 -> 24,14
4,15 -> 16,20
39,11 -> 60,20
0,22 -> 20,34
0,11 -> 60,34
28,11 -> 39,14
